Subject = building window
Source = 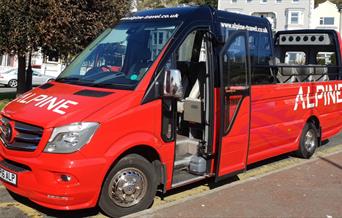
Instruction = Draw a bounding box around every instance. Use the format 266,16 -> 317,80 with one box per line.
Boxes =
252,12 -> 277,29
47,52 -> 59,63
260,0 -> 267,3
293,0 -> 299,3
231,0 -> 237,3
320,17 -> 335,25
290,12 -> 299,24
247,0 -> 252,2
288,11 -> 303,25
275,0 -> 282,3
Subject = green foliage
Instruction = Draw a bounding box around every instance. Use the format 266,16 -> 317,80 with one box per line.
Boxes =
0,0 -> 131,57
0,0 -> 131,94
0,0 -> 39,55
0,92 -> 15,110
38,0 -> 131,59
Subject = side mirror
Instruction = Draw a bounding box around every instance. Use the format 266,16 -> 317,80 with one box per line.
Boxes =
163,69 -> 183,99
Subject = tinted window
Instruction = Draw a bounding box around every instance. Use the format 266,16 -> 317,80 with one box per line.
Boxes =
249,32 -> 273,84
222,35 -> 248,86
57,22 -> 178,90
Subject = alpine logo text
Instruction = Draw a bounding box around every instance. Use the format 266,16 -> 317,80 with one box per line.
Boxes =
15,93 -> 78,115
294,84 -> 342,111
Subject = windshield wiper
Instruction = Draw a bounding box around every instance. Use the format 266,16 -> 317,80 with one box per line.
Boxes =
56,77 -> 95,86
56,77 -> 81,82
91,82 -> 134,89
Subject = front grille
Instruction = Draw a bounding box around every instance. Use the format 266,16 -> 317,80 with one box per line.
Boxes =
0,117 -> 43,152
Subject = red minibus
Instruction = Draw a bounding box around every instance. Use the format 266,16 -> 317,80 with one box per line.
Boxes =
0,6 -> 341,217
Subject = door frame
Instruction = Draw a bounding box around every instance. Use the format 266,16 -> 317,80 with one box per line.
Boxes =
159,26 -> 216,186
215,30 -> 252,181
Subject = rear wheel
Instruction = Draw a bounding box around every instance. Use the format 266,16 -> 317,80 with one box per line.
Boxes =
8,79 -> 17,88
296,122 -> 318,159
99,154 -> 158,217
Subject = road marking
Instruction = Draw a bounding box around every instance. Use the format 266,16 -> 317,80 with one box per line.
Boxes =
0,202 -> 43,217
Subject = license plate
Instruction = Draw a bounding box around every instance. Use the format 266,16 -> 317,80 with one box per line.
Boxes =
0,167 -> 17,185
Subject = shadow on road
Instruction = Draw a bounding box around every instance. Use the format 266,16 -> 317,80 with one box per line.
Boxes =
319,156 -> 342,170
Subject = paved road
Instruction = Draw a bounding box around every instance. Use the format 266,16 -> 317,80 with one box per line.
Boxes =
0,133 -> 341,218
131,150 -> 342,218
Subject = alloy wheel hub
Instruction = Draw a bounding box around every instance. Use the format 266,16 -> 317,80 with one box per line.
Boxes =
108,167 -> 147,208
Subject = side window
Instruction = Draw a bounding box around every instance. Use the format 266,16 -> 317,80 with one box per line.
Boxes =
222,35 -> 248,87
222,34 -> 249,132
249,32 -> 273,85
177,31 -> 196,62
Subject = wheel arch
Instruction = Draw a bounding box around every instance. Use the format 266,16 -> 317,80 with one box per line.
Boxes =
118,145 -> 165,189
306,115 -> 321,138
103,142 -> 166,194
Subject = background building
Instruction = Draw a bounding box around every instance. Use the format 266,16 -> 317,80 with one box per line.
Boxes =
218,0 -> 315,32
0,52 -> 64,77
311,0 -> 340,30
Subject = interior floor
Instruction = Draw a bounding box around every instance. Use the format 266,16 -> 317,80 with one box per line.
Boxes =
172,168 -> 203,186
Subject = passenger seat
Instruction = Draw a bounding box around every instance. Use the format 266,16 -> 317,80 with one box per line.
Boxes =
177,62 -> 206,122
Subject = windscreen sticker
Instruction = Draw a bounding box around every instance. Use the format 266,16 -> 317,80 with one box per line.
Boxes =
121,13 -> 179,21
221,22 -> 268,33
14,93 -> 78,115
294,84 -> 342,111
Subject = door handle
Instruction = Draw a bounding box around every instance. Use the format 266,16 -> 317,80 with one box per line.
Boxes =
225,88 -> 237,93
225,86 -> 249,94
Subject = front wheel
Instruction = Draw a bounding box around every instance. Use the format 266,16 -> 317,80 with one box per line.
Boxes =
8,79 -> 17,88
99,154 -> 158,217
296,122 -> 318,159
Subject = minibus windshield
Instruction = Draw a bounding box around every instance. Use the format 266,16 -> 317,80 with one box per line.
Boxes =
56,22 -> 179,90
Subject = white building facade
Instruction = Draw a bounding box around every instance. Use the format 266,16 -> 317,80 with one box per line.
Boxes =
0,52 -> 64,77
218,0 -> 315,32
311,1 -> 340,31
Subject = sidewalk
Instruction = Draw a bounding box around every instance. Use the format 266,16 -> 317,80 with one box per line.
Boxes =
129,151 -> 342,218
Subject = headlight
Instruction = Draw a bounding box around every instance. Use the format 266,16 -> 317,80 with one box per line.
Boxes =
44,122 -> 99,153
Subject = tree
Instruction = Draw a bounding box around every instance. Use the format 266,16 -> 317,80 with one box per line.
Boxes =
0,0 -> 40,94
38,0 -> 131,61
0,0 -> 131,94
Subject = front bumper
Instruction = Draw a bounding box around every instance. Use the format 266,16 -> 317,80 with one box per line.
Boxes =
0,147 -> 107,210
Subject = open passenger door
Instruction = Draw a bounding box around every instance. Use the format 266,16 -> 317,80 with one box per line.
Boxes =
216,30 -> 251,180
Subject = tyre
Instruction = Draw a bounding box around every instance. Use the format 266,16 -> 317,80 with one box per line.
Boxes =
99,154 -> 158,217
296,122 -> 318,159
8,79 -> 17,88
